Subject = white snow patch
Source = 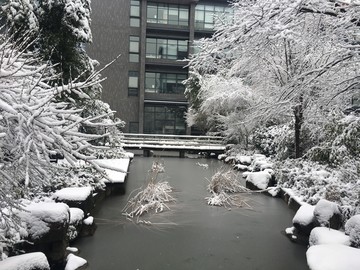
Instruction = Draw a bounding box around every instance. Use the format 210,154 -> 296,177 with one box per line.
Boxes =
314,199 -> 341,226
246,171 -> 271,189
93,158 -> 130,183
53,187 -> 92,201
69,208 -> 84,225
0,252 -> 50,270
285,226 -> 296,235
292,203 -> 315,226
307,244 -> 360,270
309,227 -> 350,246
83,216 -> 94,225
65,254 -> 87,270
267,187 -> 280,197
242,171 -> 251,178
218,154 -> 227,160
66,247 -> 79,254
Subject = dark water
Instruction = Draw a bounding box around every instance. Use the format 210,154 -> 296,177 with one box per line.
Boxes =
74,157 -> 308,270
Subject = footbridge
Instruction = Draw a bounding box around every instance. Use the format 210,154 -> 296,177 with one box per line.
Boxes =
121,133 -> 226,158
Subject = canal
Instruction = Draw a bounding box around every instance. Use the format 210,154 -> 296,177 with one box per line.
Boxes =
74,157 -> 308,270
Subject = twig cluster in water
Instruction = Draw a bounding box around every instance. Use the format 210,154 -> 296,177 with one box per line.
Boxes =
206,168 -> 251,208
123,161 -> 175,220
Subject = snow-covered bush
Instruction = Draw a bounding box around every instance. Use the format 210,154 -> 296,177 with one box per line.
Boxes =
123,161 -> 175,221
345,215 -> 360,247
276,159 -> 360,220
307,113 -> 360,166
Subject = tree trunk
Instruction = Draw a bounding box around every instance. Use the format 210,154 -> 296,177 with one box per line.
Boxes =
294,96 -> 303,158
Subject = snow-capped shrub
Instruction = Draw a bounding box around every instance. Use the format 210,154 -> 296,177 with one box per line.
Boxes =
345,215 -> 360,247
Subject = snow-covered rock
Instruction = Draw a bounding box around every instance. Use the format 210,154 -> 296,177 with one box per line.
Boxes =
218,154 -> 227,160
309,227 -> 350,246
235,155 -> 252,165
80,216 -> 96,237
65,254 -> 87,270
69,208 -> 84,225
292,203 -> 316,235
266,187 -> 280,197
93,158 -> 130,183
234,164 -> 249,171
314,199 -> 342,229
307,244 -> 360,270
246,171 -> 272,190
53,187 -> 93,213
0,252 -> 50,270
345,214 -> 360,247
19,202 -> 70,240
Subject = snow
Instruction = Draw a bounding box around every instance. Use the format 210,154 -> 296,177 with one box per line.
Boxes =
93,158 -> 130,183
292,203 -> 315,226
83,216 -> 94,225
234,164 -> 249,171
65,254 -> 87,270
69,208 -> 84,225
314,199 -> 341,226
307,244 -> 360,270
218,154 -> 227,160
53,187 -> 92,201
285,226 -> 296,235
66,247 -> 79,254
309,227 -> 350,246
345,214 -> 360,246
19,202 -> 69,239
235,155 -> 252,165
0,252 -> 50,270
246,171 -> 271,189
267,187 -> 280,197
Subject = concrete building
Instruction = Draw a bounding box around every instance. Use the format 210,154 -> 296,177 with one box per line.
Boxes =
88,0 -> 231,134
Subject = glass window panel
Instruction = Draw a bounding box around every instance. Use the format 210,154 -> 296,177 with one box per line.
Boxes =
146,38 -> 157,58
130,6 -> 140,17
129,36 -> 139,53
128,71 -> 138,88
128,88 -> 138,96
145,73 -> 156,92
147,5 -> 157,22
205,5 -> 214,11
130,18 -> 140,27
158,5 -> 168,24
129,53 -> 139,63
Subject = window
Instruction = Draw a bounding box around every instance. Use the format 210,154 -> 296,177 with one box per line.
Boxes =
128,71 -> 139,96
145,72 -> 187,94
147,2 -> 189,26
195,4 -> 232,30
146,38 -> 188,60
144,105 -> 187,134
130,0 -> 140,27
129,36 -> 139,63
129,122 -> 139,133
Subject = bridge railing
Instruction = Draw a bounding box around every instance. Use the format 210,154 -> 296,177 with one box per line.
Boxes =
121,133 -> 225,146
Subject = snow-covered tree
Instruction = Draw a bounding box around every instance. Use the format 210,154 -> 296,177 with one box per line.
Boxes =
2,0 -> 125,148
187,0 -> 360,157
0,36 -> 116,232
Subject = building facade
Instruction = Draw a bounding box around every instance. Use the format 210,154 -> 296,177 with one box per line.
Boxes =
88,0 -> 231,134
